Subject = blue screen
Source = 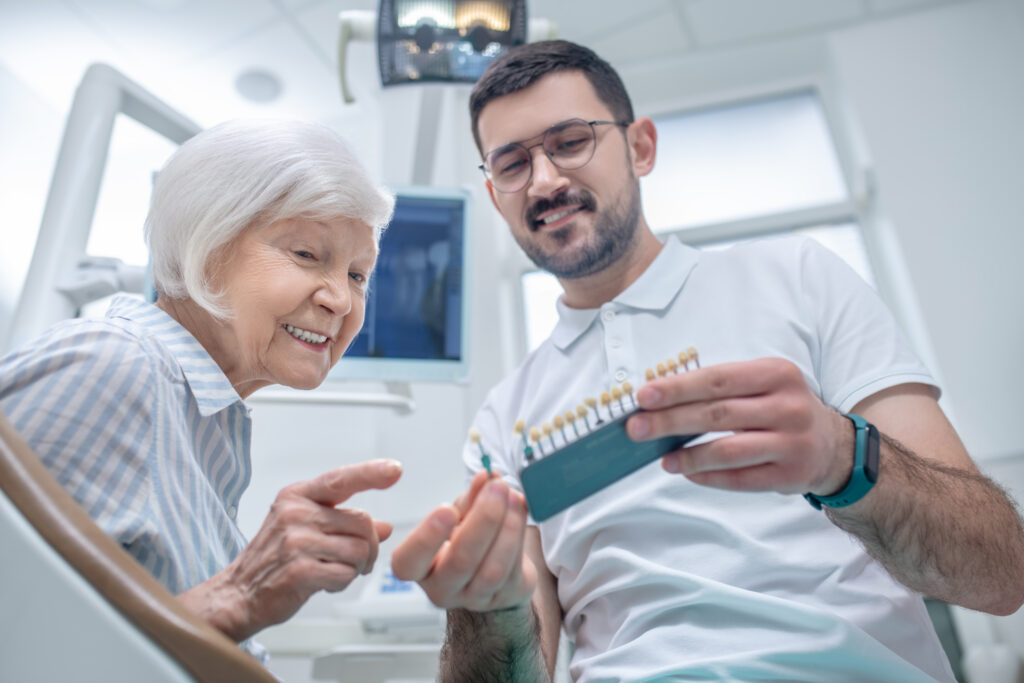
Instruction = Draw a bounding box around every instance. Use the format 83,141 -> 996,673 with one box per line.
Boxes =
344,193 -> 465,362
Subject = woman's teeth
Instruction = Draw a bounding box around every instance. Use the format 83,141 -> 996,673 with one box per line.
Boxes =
284,323 -> 327,344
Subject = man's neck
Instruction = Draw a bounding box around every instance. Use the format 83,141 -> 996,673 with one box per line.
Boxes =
559,228 -> 664,309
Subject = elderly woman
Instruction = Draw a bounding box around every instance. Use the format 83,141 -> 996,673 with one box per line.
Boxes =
0,119 -> 397,657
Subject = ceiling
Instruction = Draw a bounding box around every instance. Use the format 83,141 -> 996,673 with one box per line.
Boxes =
0,0 -> 971,129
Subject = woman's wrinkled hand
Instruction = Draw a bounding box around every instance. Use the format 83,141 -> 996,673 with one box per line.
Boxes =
179,459 -> 401,641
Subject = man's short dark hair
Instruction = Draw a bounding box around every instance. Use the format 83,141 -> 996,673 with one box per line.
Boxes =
469,40 -> 635,155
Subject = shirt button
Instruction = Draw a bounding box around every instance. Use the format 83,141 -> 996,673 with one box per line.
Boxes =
227,505 -> 238,520
614,369 -> 627,382
601,310 -> 615,323
610,338 -> 622,349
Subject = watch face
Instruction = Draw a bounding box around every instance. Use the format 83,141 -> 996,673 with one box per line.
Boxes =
865,423 -> 880,483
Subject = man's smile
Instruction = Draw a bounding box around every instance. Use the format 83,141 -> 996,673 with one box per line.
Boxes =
527,190 -> 597,231
534,205 -> 585,230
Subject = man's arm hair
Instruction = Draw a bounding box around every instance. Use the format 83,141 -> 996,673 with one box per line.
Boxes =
828,431 -> 1024,615
441,604 -> 550,683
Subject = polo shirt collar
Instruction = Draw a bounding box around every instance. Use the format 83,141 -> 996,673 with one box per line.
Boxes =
107,295 -> 244,416
549,236 -> 700,350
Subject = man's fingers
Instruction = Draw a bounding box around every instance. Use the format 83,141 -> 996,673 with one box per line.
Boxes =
661,433 -> 774,475
453,470 -> 493,518
463,489 -> 529,599
433,479 -> 510,588
627,395 -> 768,441
295,459 -> 403,505
637,358 -> 799,410
391,504 -> 459,582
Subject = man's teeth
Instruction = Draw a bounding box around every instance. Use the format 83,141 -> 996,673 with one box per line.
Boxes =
542,208 -> 578,225
284,324 -> 327,344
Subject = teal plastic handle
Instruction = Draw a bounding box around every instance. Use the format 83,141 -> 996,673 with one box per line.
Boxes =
520,411 -> 700,522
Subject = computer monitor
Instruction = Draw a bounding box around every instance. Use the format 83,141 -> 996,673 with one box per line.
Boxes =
329,186 -> 471,383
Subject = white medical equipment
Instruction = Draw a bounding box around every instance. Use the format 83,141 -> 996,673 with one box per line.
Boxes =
4,63 -> 200,354
310,564 -> 444,683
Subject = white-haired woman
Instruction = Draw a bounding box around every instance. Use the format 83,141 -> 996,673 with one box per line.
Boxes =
0,119 -> 398,659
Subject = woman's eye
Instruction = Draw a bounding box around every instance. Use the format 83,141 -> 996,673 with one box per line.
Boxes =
293,250 -> 316,260
349,272 -> 366,284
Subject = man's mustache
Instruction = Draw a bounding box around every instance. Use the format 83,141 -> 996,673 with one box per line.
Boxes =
526,191 -> 597,229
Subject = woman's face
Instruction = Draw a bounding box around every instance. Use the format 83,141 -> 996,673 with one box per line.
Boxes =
203,216 -> 377,398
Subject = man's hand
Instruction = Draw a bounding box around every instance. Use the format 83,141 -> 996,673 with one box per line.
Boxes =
626,357 -> 854,497
179,459 -> 401,642
391,470 -> 537,612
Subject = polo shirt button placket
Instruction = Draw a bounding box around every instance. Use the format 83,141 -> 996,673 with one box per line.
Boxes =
601,305 -> 632,388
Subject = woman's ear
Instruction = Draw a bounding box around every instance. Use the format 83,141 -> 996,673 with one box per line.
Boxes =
627,117 -> 657,179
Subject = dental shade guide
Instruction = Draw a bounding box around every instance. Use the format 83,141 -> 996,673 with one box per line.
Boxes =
518,348 -> 703,522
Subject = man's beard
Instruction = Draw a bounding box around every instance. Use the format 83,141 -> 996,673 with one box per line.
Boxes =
518,182 -> 642,280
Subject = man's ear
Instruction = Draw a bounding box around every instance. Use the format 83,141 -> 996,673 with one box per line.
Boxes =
485,179 -> 500,212
627,117 -> 657,179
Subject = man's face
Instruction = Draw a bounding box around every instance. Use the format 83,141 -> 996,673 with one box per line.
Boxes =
477,71 -> 643,279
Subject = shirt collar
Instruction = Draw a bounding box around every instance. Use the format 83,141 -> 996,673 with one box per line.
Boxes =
549,236 -> 701,350
106,295 -> 244,417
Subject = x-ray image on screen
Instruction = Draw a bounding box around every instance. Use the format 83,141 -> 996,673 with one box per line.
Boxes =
331,187 -> 470,383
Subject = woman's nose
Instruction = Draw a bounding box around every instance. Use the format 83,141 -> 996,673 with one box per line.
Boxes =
314,275 -> 352,316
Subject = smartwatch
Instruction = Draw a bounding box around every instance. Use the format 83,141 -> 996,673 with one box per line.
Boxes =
804,413 -> 880,510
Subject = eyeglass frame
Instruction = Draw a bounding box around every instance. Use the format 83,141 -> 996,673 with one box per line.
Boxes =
478,118 -> 631,193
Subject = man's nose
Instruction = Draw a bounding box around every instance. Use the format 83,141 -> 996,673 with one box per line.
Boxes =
526,149 -> 570,200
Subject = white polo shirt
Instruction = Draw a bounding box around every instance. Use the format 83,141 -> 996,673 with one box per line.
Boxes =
465,236 -> 955,682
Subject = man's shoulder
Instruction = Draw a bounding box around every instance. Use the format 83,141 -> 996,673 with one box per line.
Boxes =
694,234 -> 846,290
703,233 -> 818,265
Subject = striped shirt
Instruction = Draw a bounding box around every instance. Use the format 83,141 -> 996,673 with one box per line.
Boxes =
1,295 -> 264,658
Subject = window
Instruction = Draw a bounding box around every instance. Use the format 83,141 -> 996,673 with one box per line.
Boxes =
642,92 -> 847,231
521,90 -> 869,353
80,114 -> 178,318
88,114 -> 178,267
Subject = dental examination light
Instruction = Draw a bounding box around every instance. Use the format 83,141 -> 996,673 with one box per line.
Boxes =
378,0 -> 526,87
338,1 -> 556,104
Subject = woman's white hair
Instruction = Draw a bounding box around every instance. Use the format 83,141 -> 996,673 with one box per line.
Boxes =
145,118 -> 394,318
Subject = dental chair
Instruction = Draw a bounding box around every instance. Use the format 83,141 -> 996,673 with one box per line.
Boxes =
0,412 -> 276,683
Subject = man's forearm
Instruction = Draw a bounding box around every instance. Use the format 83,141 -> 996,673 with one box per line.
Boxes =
440,605 -> 550,683
828,433 -> 1024,614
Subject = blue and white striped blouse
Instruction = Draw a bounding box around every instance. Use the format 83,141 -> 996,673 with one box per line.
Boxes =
0,295 -> 255,619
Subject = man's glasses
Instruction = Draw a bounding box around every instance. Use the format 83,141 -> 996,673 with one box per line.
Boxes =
479,118 -> 629,193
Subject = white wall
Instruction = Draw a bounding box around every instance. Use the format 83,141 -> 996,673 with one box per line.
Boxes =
828,0 -> 1024,464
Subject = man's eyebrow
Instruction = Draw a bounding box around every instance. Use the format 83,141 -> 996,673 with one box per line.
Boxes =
486,140 -> 524,158
486,118 -> 583,156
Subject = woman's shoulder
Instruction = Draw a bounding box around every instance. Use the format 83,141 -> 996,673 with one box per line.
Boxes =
1,311 -> 178,390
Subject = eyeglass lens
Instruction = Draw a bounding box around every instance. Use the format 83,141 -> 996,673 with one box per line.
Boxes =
486,119 -> 598,192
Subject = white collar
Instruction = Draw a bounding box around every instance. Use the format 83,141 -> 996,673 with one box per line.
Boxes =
549,236 -> 700,350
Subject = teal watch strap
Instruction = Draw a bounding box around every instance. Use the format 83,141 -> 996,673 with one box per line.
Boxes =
804,413 -> 880,510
